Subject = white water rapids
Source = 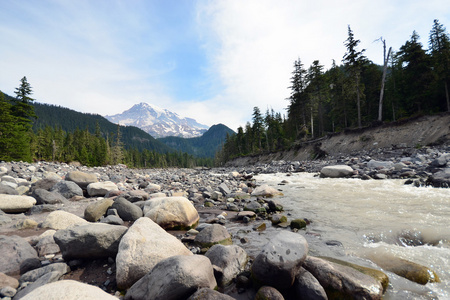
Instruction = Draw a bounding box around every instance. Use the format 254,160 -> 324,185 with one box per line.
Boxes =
248,173 -> 450,299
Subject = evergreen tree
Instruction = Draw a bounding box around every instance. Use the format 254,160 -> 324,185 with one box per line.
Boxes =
252,107 -> 264,151
396,31 -> 433,115
429,19 -> 450,111
0,92 -> 21,161
343,25 -> 366,128
13,76 -> 36,125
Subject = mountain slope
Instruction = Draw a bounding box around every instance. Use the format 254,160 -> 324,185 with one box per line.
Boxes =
105,102 -> 209,138
158,124 -> 235,158
32,102 -> 174,153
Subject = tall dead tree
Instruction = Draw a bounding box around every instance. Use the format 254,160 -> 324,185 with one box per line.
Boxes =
377,38 -> 392,122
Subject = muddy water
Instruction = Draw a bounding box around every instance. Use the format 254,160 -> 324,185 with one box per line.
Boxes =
250,173 -> 450,299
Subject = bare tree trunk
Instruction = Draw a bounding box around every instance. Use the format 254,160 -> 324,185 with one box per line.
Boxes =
378,46 -> 392,122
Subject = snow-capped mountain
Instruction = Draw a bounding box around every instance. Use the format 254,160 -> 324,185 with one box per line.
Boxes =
105,102 -> 209,138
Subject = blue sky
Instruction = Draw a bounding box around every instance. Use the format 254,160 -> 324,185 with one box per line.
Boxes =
1,0 -> 449,130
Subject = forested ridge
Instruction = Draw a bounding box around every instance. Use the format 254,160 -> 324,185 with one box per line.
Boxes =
158,124 -> 235,158
0,84 -> 214,168
217,20 -> 450,164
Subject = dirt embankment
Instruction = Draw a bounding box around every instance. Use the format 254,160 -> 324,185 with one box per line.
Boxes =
227,113 -> 450,167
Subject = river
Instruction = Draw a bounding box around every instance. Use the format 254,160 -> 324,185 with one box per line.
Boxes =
236,173 -> 450,299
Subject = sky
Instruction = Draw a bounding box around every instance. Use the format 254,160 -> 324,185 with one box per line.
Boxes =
1,0 -> 449,131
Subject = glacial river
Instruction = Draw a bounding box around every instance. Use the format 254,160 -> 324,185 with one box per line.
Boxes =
237,173 -> 450,299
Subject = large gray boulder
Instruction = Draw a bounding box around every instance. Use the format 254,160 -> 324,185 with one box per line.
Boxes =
0,195 -> 36,213
32,189 -> 66,205
0,235 -> 40,276
320,165 -> 354,178
143,196 -> 199,230
53,223 -> 127,260
111,197 -> 143,221
303,256 -> 384,300
194,224 -> 232,248
116,217 -> 192,289
294,267 -> 328,300
50,180 -> 83,199
84,198 -> 114,222
65,171 -> 98,189
41,210 -> 88,230
251,231 -> 308,289
87,181 -> 118,197
205,244 -> 248,287
20,280 -> 117,300
124,255 -> 217,300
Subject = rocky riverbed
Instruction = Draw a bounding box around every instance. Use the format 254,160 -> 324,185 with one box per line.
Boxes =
0,145 -> 448,300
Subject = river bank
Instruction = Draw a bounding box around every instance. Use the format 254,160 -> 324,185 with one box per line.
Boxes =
0,147 -> 448,299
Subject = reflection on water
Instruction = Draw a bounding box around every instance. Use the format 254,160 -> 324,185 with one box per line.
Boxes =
254,173 -> 450,299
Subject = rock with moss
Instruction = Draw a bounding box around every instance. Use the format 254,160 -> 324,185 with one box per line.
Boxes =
290,219 -> 307,229
194,224 -> 232,248
303,256 -> 384,300
367,254 -> 439,285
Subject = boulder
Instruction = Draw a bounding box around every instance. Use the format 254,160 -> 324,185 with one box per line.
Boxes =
366,254 -> 439,285
251,184 -> 283,197
20,263 -> 70,284
87,181 -> 118,197
427,168 -> 450,188
251,231 -> 308,290
320,165 -> 354,178
20,280 -> 118,300
84,198 -> 114,222
116,217 -> 192,289
124,255 -> 217,300
187,288 -> 236,300
0,183 -> 18,195
205,244 -> 248,286
0,272 -> 19,289
0,195 -> 36,213
128,190 -> 149,202
303,256 -> 384,300
14,271 -> 63,299
111,196 -> 143,221
32,189 -> 66,204
53,223 -> 127,260
194,224 -> 232,248
41,210 -> 88,230
143,196 -> 199,230
50,180 -> 83,199
65,171 -> 98,189
294,267 -> 327,300
218,182 -> 231,196
144,183 -> 161,193
30,178 -> 59,193
255,286 -> 285,300
35,231 -> 60,257
0,235 -> 40,276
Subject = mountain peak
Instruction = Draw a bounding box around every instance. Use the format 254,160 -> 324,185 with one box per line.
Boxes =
105,102 -> 208,138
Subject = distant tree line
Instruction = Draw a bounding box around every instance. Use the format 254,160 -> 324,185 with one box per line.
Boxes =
217,20 -> 450,164
1,78 -> 213,167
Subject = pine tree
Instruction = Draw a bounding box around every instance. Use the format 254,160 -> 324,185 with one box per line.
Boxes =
429,19 -> 450,111
343,25 -> 366,128
13,76 -> 36,125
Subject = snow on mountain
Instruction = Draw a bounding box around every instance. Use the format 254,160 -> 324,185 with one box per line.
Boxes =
105,102 -> 209,138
